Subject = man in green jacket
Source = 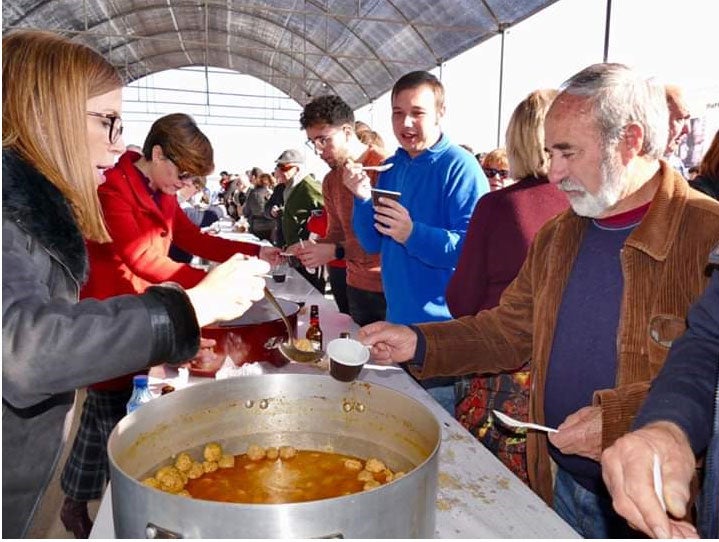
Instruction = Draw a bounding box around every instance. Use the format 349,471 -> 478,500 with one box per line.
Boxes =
274,149 -> 323,246
272,149 -> 325,290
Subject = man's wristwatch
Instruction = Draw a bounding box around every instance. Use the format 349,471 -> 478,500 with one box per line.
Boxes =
334,245 -> 345,260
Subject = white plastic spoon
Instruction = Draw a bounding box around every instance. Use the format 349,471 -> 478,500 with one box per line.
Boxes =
653,453 -> 667,512
361,163 -> 394,172
492,410 -> 558,433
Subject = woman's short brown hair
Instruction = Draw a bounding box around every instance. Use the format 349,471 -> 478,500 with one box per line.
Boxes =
142,113 -> 214,177
257,173 -> 275,188
482,148 -> 509,170
3,30 -> 122,242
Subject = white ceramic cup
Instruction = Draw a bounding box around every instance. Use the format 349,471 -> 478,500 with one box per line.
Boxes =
327,338 -> 370,382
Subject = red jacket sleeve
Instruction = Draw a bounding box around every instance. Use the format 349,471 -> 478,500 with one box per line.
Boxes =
99,177 -> 260,290
98,185 -> 205,288
171,205 -> 261,267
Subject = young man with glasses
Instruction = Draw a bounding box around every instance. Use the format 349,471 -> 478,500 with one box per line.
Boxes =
289,96 -> 388,326
343,71 -> 488,413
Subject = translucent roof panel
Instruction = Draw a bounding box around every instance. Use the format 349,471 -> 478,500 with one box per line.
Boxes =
2,0 -> 558,109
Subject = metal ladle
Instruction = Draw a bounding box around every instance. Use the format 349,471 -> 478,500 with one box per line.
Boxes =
263,287 -> 324,363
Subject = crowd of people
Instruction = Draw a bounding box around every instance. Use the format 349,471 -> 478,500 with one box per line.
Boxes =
2,28 -> 718,540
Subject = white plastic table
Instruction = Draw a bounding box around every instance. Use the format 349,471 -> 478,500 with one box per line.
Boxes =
90,267 -> 578,538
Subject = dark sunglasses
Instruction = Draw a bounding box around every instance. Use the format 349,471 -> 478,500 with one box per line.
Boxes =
87,111 -> 123,144
483,167 -> 509,178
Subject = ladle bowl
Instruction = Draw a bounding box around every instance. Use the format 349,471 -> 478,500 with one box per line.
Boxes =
263,287 -> 325,364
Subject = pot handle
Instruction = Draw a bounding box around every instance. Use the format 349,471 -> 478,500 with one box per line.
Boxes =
144,523 -> 343,538
145,523 -> 182,538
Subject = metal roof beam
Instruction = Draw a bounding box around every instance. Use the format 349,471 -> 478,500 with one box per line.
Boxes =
385,0 -> 438,63
9,0 -> 490,33
119,48 -> 344,104
2,24 -> 430,66
127,81 -> 299,101
86,2 -> 378,97
123,98 -> 301,117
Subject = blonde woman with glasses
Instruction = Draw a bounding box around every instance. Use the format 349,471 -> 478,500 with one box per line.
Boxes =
2,30 -> 269,538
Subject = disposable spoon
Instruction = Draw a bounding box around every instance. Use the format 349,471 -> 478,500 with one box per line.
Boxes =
653,454 -> 667,512
492,410 -> 558,433
361,163 -> 394,172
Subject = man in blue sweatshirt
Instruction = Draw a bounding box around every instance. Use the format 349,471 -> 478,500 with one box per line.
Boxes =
344,70 -> 488,412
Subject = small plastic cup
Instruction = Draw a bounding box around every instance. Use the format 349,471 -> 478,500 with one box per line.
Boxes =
327,338 -> 370,382
371,188 -> 401,207
271,261 -> 288,283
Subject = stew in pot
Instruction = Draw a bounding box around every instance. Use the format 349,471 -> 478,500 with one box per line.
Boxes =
141,442 -> 405,504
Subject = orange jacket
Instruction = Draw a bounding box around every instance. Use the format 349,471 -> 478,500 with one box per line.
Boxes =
319,147 -> 387,292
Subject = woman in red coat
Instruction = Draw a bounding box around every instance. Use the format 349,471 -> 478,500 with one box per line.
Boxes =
59,113 -> 279,536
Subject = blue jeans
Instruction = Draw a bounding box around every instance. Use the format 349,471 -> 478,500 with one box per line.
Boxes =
553,467 -> 636,538
422,377 -> 457,415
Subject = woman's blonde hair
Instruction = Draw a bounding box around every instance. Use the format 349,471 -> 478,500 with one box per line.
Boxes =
3,30 -> 122,242
505,88 -> 558,180
699,129 -> 719,182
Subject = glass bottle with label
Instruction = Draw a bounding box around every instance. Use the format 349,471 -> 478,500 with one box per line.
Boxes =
305,304 -> 323,351
126,374 -> 154,415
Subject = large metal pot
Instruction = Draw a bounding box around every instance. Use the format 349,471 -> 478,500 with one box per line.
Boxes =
199,296 -> 300,372
108,374 -> 440,538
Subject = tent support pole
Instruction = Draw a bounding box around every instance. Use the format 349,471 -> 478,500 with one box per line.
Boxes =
603,0 -> 612,62
496,24 -> 507,148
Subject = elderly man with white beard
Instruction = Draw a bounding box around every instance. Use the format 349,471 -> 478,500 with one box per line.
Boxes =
355,63 -> 719,538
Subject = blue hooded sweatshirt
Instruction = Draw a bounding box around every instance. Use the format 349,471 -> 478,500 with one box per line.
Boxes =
352,134 -> 488,324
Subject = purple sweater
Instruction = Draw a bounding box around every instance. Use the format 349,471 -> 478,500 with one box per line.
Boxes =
447,176 -> 568,316
544,207 -> 648,494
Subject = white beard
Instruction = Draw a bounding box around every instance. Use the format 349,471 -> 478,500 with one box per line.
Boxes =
560,149 -> 625,218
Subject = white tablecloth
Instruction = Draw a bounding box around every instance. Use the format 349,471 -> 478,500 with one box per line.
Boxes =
90,267 -> 579,538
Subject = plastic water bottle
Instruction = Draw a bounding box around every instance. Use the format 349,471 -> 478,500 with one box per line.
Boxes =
126,375 -> 154,415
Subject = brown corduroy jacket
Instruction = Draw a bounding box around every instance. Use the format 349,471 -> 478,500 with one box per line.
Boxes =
415,161 -> 719,504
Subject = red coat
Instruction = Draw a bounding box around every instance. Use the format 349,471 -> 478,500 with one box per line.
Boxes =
83,151 -> 261,390
306,210 -> 345,269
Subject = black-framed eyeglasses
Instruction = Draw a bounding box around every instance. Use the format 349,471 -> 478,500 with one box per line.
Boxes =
483,167 -> 510,179
164,153 -> 193,180
87,111 -> 123,144
305,126 -> 344,152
